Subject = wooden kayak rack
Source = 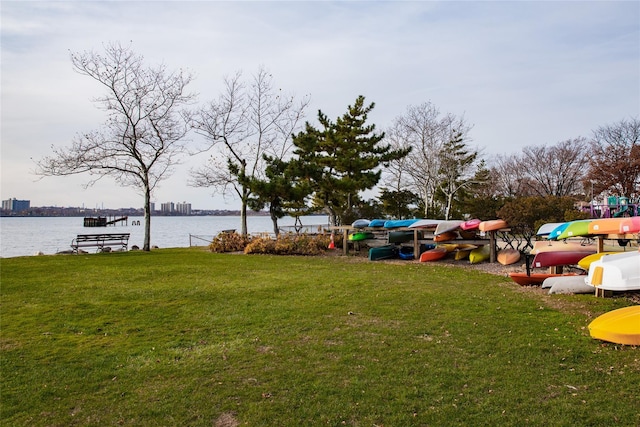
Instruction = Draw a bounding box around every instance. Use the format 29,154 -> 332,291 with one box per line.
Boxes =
327,225 -> 507,262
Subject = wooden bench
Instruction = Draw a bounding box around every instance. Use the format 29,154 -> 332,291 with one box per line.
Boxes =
71,233 -> 130,253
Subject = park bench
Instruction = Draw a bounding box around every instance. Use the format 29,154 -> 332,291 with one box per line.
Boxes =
71,233 -> 130,253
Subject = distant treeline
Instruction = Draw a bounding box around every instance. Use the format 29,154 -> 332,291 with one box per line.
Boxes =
0,206 -> 270,217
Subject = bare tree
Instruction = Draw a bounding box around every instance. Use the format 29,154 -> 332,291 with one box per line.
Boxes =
191,68 -> 309,235
436,129 -> 481,219
36,42 -> 195,251
586,117 -> 640,199
489,154 -> 534,198
518,138 -> 588,197
385,102 -> 473,218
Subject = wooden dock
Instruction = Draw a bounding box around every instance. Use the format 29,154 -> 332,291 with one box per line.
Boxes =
83,216 -> 128,227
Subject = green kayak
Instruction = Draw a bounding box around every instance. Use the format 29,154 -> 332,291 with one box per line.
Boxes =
349,231 -> 375,241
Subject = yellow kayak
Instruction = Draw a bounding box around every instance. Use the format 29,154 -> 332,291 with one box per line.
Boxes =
588,306 -> 640,345
469,245 -> 490,264
577,252 -> 619,270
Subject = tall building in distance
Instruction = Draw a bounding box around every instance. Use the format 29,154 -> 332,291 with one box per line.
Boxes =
2,198 -> 30,212
176,201 -> 192,216
160,202 -> 175,213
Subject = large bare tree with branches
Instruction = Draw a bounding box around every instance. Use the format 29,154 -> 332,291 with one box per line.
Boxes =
190,68 -> 309,235
36,43 -> 196,251
384,102 -> 474,218
518,138 -> 588,197
586,117 -> 640,199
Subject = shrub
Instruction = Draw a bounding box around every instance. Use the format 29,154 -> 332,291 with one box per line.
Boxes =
244,236 -> 277,254
209,232 -> 251,253
244,233 -> 331,255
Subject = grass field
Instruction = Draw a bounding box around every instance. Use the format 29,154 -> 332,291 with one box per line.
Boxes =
1,248 -> 638,426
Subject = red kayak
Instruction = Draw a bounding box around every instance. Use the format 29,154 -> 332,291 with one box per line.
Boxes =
532,250 -> 595,268
509,272 -> 582,286
419,247 -> 448,262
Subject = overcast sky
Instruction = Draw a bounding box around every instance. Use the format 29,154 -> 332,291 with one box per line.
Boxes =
1,1 -> 638,210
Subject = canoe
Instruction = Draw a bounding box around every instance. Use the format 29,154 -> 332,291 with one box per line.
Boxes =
434,220 -> 463,236
588,218 -> 625,235
433,231 -> 458,242
545,275 -> 597,294
348,231 -> 375,241
469,245 -> 490,264
478,219 -> 508,232
530,240 -> 598,254
398,246 -> 415,260
532,250 -> 596,268
588,306 -> 640,345
585,252 -> 640,291
460,218 -> 481,231
547,222 -> 570,240
368,219 -> 387,228
388,230 -> 418,244
419,247 -> 448,262
408,219 -> 444,229
351,219 -> 371,229
577,252 -> 620,270
383,219 -> 420,229
619,216 -> 640,233
536,222 -> 565,236
497,248 -> 521,265
556,220 -> 593,240
508,272 -> 581,286
368,244 -> 398,261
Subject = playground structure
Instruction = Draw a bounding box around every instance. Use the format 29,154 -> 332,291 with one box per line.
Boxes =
583,196 -> 639,219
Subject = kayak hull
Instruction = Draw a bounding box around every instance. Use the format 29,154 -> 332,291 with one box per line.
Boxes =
419,247 -> 448,262
588,306 -> 640,345
497,248 -> 521,265
509,272 -> 581,286
369,244 -> 398,261
478,219 -> 508,232
585,252 -> 640,291
532,250 -> 595,268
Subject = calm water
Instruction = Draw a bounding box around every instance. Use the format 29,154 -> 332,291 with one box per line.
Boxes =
0,215 -> 329,258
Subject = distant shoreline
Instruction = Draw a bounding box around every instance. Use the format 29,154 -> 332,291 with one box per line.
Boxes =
0,208 -> 314,218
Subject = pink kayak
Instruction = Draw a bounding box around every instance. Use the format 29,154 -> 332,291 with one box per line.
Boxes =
619,216 -> 640,234
460,218 -> 481,231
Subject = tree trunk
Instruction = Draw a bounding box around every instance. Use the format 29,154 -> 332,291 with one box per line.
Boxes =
143,183 -> 152,251
270,206 -> 279,236
327,206 -> 338,227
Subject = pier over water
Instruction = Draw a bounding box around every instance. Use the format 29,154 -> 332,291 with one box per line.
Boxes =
83,216 -> 128,227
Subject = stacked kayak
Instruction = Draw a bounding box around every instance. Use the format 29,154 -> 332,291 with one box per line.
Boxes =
469,245 -> 490,264
509,272 -> 582,286
497,248 -> 520,265
478,219 -> 508,232
585,251 -> 640,291
368,244 -> 398,261
620,217 -> 640,233
348,231 -> 374,241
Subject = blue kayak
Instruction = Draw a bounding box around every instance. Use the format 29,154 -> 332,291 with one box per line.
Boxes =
383,219 -> 420,229
547,222 -> 570,240
368,219 -> 387,228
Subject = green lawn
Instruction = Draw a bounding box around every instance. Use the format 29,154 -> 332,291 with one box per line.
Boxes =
1,248 -> 638,426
